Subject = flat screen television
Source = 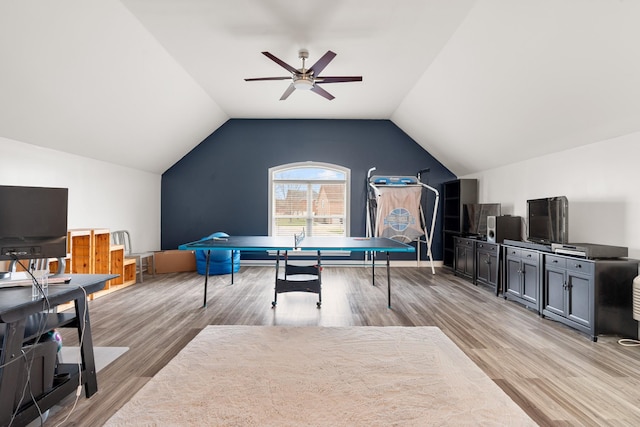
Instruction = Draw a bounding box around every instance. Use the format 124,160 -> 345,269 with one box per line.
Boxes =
463,203 -> 501,237
527,196 -> 568,245
0,185 -> 68,261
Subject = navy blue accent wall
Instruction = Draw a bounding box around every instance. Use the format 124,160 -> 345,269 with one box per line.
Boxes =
161,119 -> 455,260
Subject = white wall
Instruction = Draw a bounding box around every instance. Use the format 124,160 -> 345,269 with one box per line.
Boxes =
466,131 -> 640,259
0,137 -> 160,252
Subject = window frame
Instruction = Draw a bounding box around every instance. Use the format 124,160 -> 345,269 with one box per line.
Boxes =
268,161 -> 351,241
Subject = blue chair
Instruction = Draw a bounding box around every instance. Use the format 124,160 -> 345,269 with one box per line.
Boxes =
195,232 -> 240,275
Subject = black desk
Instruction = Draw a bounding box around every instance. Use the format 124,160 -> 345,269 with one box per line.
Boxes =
0,274 -> 114,427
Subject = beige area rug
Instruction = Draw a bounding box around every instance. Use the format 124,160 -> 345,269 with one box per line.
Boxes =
104,326 -> 535,426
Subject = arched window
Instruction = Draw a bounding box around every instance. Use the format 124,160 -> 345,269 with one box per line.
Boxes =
269,162 -> 350,237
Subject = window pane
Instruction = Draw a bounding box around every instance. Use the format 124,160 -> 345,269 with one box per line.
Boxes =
274,167 -> 345,180
274,218 -> 309,237
312,218 -> 345,236
274,183 -> 309,217
316,184 -> 345,217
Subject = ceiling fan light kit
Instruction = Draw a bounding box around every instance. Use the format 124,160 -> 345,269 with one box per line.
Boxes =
245,49 -> 362,100
293,77 -> 314,90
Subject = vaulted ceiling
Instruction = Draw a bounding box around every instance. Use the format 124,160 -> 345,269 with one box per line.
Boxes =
2,0 -> 640,176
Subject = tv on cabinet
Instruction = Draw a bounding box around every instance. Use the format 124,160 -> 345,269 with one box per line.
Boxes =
527,196 -> 568,245
0,185 -> 68,261
464,203 -> 501,237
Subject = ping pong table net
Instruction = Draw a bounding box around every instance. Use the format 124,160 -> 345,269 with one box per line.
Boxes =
294,228 -> 305,249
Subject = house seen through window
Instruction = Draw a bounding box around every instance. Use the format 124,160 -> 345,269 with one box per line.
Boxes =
269,162 -> 350,237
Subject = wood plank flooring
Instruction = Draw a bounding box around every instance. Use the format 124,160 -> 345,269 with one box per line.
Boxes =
44,266 -> 640,426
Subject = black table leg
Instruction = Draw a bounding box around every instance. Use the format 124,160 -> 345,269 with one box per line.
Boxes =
387,251 -> 391,309
273,250 -> 281,307
317,250 -> 322,308
203,250 -> 211,308
0,318 -> 27,425
372,252 -> 375,286
75,295 -> 98,397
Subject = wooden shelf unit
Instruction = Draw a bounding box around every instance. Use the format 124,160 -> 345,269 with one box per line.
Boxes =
92,228 -> 111,274
67,229 -> 92,274
65,228 -> 137,302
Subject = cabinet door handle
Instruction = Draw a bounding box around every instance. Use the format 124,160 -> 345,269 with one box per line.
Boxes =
552,259 -> 558,263
527,254 -> 532,258
574,264 -> 581,268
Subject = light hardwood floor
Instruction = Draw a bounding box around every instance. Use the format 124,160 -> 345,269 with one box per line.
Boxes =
44,266 -> 640,426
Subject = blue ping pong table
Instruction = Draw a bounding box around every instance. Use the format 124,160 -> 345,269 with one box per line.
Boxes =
178,235 -> 415,309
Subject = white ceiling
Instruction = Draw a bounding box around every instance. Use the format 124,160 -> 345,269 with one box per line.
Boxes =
2,0 -> 640,175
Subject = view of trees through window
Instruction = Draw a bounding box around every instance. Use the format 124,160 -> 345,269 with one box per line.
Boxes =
270,163 -> 349,237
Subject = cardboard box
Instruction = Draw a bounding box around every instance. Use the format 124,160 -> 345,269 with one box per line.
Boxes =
153,250 -> 196,274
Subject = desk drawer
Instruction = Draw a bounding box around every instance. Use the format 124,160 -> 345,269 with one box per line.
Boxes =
455,237 -> 474,248
545,254 -> 567,268
566,259 -> 594,275
476,242 -> 498,255
505,247 -> 521,258
520,249 -> 538,262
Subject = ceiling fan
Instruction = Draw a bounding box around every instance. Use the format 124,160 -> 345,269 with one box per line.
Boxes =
244,49 -> 362,100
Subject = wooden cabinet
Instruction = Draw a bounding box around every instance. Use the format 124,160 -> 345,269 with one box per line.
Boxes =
503,246 -> 541,312
91,228 -> 111,274
475,241 -> 500,294
454,237 -> 475,281
542,253 -> 638,341
442,179 -> 477,268
66,228 -> 136,301
67,229 -> 92,274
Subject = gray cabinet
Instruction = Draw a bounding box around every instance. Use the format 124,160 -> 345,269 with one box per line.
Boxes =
503,246 -> 541,312
542,253 -> 638,341
475,241 -> 500,294
454,237 -> 501,294
454,237 -> 475,280
544,255 -> 592,328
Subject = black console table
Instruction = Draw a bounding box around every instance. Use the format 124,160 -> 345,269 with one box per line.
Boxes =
0,274 -> 114,427
453,237 -> 501,295
501,242 -> 639,341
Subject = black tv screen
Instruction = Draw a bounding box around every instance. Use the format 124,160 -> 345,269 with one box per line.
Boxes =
0,185 -> 68,261
527,196 -> 568,244
464,203 -> 501,236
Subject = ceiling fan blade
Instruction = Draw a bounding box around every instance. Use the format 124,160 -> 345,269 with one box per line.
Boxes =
310,85 -> 335,100
308,50 -> 336,76
244,77 -> 291,81
315,76 -> 363,84
262,52 -> 299,75
280,83 -> 296,100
